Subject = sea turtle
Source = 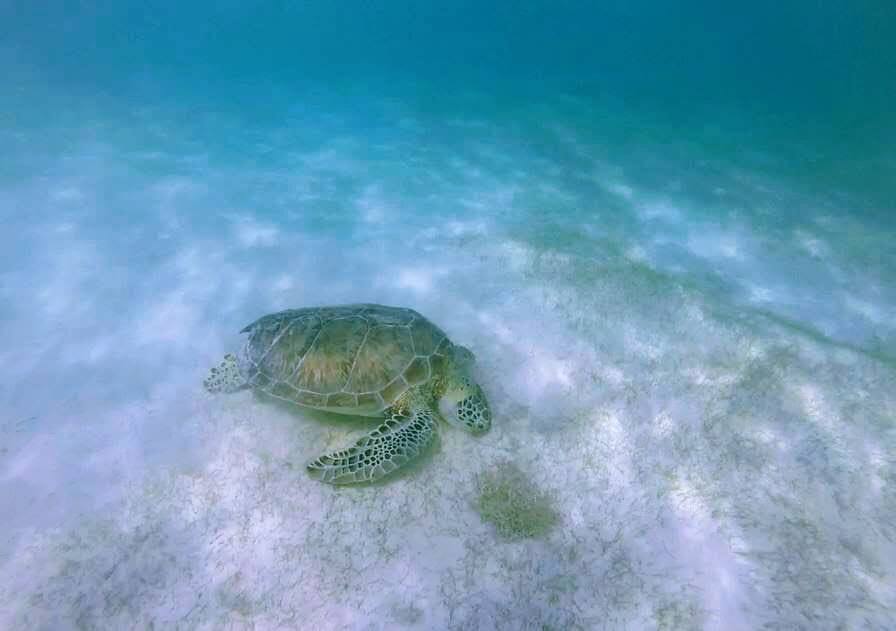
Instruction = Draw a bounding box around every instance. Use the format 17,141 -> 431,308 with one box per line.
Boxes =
204,303 -> 491,484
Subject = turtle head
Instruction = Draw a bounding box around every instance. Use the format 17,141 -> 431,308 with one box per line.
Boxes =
437,345 -> 491,434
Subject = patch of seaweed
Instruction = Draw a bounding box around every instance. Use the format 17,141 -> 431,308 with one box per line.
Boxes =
474,461 -> 559,540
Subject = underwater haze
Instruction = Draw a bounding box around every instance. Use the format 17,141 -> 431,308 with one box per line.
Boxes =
2,2 -> 895,629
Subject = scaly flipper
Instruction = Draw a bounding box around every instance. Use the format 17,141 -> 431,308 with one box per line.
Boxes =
307,407 -> 436,484
203,353 -> 246,393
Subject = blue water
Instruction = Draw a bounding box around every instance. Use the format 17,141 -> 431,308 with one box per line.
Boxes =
2,3 -> 894,629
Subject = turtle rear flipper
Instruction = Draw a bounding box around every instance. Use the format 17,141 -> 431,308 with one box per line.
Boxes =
307,406 -> 436,484
203,354 -> 247,393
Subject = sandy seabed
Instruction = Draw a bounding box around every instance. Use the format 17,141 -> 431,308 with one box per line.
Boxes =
2,93 -> 894,630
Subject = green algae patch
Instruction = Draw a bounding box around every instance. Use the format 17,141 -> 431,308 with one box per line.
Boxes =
474,461 -> 559,540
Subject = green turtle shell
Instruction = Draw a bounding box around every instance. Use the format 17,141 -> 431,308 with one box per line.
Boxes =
237,304 -> 455,415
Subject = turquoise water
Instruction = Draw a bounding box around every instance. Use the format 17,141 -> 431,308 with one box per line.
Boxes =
2,4 -> 894,629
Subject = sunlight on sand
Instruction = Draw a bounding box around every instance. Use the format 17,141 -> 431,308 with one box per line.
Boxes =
2,95 -> 894,630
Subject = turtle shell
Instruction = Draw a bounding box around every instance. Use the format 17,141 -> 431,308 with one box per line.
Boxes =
237,304 -> 454,415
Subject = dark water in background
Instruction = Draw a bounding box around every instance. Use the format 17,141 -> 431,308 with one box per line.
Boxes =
2,3 -> 895,629
6,2 -> 895,152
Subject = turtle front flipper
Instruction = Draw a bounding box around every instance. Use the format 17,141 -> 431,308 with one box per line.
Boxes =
203,353 -> 247,393
307,407 -> 436,484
